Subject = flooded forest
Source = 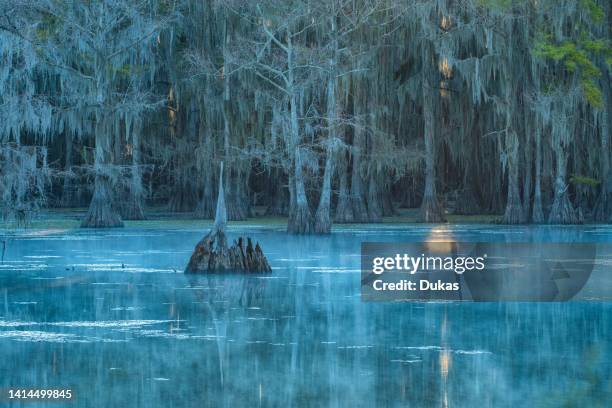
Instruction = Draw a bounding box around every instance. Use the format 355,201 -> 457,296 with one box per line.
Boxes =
1,2 -> 612,407
0,0 -> 611,231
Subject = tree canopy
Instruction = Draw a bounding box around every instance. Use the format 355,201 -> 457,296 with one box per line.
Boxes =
0,0 -> 610,230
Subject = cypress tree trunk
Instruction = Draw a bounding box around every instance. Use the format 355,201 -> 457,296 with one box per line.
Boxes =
168,108 -> 197,212
227,170 -> 239,220
314,145 -> 334,233
532,124 -> 545,223
221,47 -> 247,221
334,154 -> 354,223
225,171 -> 239,220
286,32 -> 313,234
455,165 -> 481,215
502,131 -> 524,224
287,171 -> 296,221
398,174 -> 421,209
350,116 -> 369,222
196,120 -> 215,219
196,168 -> 215,219
81,117 -> 123,228
521,126 -> 532,222
226,170 -> 248,221
417,74 -> 445,223
594,68 -> 612,222
82,175 -> 122,228
532,129 -> 545,223
288,147 -> 313,234
238,169 -> 252,218
456,111 -> 481,215
490,160 -> 504,213
381,175 -> 397,216
120,127 -> 145,220
265,170 -> 289,216
168,170 -> 197,212
316,56 -> 339,233
60,131 -> 76,208
548,143 -> 579,224
366,170 -> 383,222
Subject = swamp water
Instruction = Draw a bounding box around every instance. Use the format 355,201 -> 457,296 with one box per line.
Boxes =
0,224 -> 610,407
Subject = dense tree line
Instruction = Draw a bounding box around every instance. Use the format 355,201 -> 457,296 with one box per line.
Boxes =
0,0 -> 610,232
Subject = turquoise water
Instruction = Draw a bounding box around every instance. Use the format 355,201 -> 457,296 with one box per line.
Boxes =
0,224 -> 611,407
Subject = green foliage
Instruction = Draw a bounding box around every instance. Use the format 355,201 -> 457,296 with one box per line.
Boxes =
480,0 -> 610,108
569,175 -> 600,188
477,0 -> 514,10
477,0 -> 538,11
581,78 -> 603,106
533,4 -> 611,109
35,14 -> 60,41
581,0 -> 604,23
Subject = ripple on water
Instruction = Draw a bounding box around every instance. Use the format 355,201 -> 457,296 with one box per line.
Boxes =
390,359 -> 422,364
0,330 -> 126,343
48,320 -> 181,328
393,346 -> 492,355
0,319 -> 187,343
0,321 -> 38,327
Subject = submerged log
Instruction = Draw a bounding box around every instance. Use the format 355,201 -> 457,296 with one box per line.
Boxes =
185,162 -> 271,274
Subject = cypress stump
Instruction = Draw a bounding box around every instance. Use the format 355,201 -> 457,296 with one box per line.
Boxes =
185,163 -> 271,274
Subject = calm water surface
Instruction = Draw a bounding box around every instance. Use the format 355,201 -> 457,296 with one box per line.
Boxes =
0,224 -> 611,407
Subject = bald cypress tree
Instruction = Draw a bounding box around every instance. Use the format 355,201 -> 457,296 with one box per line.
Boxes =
1,0 -> 609,227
